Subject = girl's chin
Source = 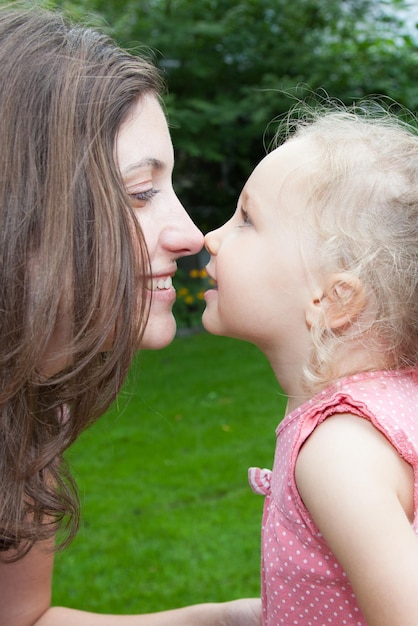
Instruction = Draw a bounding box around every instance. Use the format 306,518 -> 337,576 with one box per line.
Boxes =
201,308 -> 221,336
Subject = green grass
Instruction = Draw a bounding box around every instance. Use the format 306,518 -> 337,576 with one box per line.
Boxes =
52,332 -> 286,614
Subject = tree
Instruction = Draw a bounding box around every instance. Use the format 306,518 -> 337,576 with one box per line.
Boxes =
37,0 -> 418,229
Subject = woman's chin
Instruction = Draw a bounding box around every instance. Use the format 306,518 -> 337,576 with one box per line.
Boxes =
139,315 -> 177,350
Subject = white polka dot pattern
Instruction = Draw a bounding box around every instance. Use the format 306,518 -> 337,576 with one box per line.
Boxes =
249,369 -> 418,625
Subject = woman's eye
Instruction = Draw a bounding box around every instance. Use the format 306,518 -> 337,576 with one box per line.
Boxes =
128,188 -> 160,208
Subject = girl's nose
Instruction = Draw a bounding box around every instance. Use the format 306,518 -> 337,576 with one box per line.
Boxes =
204,228 -> 221,256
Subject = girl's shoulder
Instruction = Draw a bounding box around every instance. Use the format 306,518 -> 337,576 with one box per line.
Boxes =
336,368 -> 418,394
278,368 -> 418,446
310,368 -> 417,417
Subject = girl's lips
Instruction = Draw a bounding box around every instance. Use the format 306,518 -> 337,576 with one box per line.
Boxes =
205,266 -> 217,285
204,286 -> 218,301
203,268 -> 218,300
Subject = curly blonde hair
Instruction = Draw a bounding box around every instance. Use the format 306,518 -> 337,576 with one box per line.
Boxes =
276,100 -> 418,390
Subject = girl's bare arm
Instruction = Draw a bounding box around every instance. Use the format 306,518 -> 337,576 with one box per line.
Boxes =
296,412 -> 418,626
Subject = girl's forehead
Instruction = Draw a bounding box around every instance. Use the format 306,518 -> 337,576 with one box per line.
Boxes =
237,139 -> 319,236
247,137 -> 319,195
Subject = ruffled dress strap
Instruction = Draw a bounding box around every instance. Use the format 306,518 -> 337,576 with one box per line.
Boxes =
248,467 -> 272,496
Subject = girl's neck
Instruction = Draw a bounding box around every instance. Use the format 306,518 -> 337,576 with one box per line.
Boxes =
266,340 -> 391,417
264,350 -> 311,415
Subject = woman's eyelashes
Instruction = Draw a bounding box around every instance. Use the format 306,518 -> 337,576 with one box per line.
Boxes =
129,187 -> 160,208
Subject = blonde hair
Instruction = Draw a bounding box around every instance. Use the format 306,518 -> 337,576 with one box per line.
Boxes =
0,6 -> 162,559
277,101 -> 418,390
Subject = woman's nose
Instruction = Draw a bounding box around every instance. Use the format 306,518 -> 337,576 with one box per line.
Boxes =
162,199 -> 204,257
184,215 -> 204,256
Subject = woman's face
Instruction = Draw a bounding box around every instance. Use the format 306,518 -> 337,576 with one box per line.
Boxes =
116,95 -> 203,349
41,95 -> 202,377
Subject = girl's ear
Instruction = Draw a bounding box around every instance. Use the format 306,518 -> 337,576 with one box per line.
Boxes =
306,273 -> 366,330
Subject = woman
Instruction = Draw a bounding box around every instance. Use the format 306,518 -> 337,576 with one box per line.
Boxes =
0,6 -> 260,626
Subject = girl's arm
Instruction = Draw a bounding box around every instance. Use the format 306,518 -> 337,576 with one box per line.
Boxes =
295,412 -> 418,626
0,543 -> 260,626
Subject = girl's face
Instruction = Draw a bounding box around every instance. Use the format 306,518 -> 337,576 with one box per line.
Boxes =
116,95 -> 203,350
203,138 -> 320,356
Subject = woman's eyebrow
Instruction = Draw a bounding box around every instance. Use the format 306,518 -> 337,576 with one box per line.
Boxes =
121,157 -> 164,176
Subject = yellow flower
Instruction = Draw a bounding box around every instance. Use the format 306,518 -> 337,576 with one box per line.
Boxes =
199,269 -> 208,278
197,290 -> 205,300
189,269 -> 200,278
185,295 -> 194,305
177,287 -> 190,297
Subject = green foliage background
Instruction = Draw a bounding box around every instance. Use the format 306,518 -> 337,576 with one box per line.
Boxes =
33,0 -> 418,230
52,334 -> 283,612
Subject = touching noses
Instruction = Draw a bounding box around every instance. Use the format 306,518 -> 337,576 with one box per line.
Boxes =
204,227 -> 221,256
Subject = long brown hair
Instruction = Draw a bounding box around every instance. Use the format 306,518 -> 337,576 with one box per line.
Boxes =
0,6 -> 162,560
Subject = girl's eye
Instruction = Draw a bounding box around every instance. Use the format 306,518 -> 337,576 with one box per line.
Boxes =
239,207 -> 252,227
128,188 -> 160,208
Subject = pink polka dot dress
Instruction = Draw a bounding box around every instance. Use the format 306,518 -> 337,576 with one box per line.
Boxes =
249,369 -> 418,626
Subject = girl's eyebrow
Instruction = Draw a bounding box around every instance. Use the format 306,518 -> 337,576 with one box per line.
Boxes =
121,157 -> 164,176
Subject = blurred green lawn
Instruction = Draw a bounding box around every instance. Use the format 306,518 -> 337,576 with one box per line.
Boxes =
52,332 -> 286,614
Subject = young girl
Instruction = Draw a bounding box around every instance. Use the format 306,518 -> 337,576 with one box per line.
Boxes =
203,102 -> 418,626
0,6 -> 259,626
